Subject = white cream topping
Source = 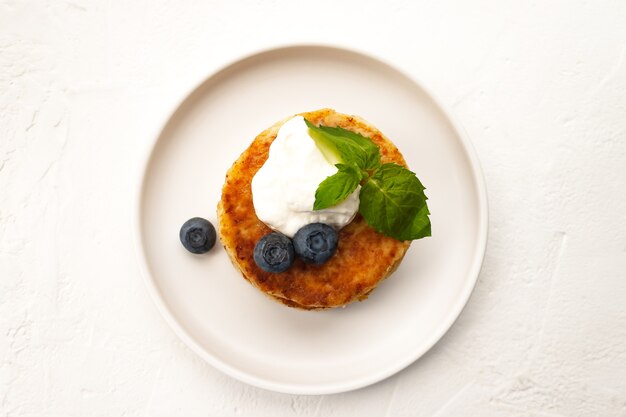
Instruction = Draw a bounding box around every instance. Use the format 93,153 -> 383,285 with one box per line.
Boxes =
251,116 -> 360,237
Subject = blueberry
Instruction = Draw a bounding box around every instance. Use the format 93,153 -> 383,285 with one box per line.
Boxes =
180,217 -> 216,254
253,232 -> 295,273
293,223 -> 338,264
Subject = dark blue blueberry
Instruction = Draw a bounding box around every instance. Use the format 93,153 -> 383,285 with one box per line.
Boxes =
180,217 -> 216,254
293,223 -> 338,264
253,232 -> 295,273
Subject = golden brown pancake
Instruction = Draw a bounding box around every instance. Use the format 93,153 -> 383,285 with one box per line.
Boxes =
217,109 -> 411,309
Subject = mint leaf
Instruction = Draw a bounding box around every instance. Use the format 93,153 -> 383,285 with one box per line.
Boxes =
307,119 -> 431,241
305,119 -> 381,170
313,164 -> 362,210
359,163 -> 431,241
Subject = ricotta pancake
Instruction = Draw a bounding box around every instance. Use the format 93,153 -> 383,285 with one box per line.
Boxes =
217,109 -> 411,309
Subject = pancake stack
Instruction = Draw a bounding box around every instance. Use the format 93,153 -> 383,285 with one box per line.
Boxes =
217,109 -> 411,309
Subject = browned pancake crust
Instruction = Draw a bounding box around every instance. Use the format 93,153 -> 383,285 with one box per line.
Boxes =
217,109 -> 411,309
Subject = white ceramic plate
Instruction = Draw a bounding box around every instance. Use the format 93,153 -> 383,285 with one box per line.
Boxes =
135,45 -> 487,395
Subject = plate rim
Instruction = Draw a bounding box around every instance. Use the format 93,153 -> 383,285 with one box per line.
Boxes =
132,42 -> 489,395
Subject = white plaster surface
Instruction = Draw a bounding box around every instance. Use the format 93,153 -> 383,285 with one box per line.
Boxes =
1,0 -> 626,415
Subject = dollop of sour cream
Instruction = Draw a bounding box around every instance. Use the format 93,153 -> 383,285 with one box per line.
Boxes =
251,116 -> 360,237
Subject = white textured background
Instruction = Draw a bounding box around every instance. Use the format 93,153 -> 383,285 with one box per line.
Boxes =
1,0 -> 626,416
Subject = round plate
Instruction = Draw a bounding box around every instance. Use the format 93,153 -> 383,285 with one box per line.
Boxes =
135,45 -> 487,395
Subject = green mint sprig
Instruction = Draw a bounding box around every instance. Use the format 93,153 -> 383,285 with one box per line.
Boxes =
305,119 -> 431,241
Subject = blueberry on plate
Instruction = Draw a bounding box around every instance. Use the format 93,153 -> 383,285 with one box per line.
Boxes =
180,217 -> 216,254
293,223 -> 338,264
253,232 -> 295,273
